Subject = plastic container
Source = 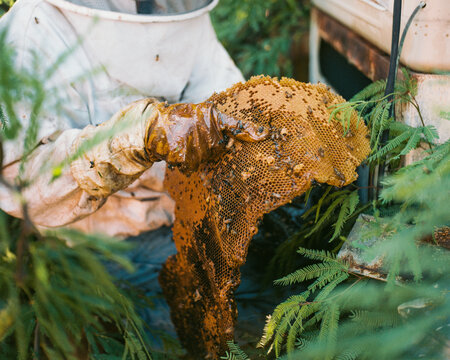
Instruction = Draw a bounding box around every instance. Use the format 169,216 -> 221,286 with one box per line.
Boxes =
312,0 -> 450,73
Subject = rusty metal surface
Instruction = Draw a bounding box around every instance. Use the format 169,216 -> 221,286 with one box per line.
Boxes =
314,7 -> 392,82
338,214 -> 388,281
338,215 -> 450,282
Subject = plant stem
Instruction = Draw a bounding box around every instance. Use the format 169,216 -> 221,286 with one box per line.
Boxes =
410,96 -> 434,153
33,320 -> 40,360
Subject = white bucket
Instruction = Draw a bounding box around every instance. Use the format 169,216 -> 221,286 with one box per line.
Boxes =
313,0 -> 450,73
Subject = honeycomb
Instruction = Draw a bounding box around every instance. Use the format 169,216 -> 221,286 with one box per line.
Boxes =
159,76 -> 371,358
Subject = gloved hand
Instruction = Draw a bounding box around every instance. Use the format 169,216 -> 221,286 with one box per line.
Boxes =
71,99 -> 268,198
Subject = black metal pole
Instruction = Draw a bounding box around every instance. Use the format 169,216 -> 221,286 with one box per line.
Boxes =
378,0 -> 402,182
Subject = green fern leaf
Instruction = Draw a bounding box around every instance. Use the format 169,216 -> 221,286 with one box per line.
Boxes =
330,191 -> 359,241
295,337 -> 310,350
297,247 -> 336,262
308,269 -> 345,293
274,262 -> 344,286
316,272 -> 350,301
368,129 -> 413,162
389,121 -> 413,134
372,102 -> 392,149
349,309 -> 401,329
335,349 -> 360,360
305,194 -> 349,238
318,302 -> 340,359
422,125 -> 439,143
302,189 -> 349,220
369,102 -> 385,146
315,186 -> 332,223
221,341 -> 249,360
398,128 -> 421,157
286,315 -> 303,353
351,79 -> 386,101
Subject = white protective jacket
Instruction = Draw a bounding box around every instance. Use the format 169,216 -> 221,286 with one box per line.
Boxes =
0,0 -> 244,237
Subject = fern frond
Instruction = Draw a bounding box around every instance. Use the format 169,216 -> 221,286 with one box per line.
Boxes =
315,186 -> 332,223
271,293 -> 310,322
260,293 -> 309,349
335,349 -> 360,360
273,307 -> 298,357
368,129 -> 412,162
297,247 -> 336,262
295,337 -> 310,350
307,269 -> 346,294
266,301 -> 322,356
274,262 -> 344,286
330,191 -> 359,241
286,315 -> 303,353
302,308 -> 324,330
302,189 -> 349,220
371,101 -> 392,149
369,101 -> 385,145
318,302 -> 340,359
220,341 -> 249,360
349,309 -> 401,329
397,127 -> 421,157
350,79 -> 386,101
330,197 -> 350,242
395,68 -> 418,101
422,125 -> 439,143
258,315 -> 274,348
286,304 -> 321,354
389,121 -> 413,135
315,272 -> 350,301
305,194 -> 349,237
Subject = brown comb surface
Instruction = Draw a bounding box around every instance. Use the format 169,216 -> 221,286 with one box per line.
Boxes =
159,76 -> 371,358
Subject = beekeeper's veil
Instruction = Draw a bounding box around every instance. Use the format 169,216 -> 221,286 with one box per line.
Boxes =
54,0 -> 214,15
42,0 -> 241,103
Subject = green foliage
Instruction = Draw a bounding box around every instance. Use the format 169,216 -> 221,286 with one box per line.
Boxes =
267,68 -> 436,281
221,341 -> 249,360
0,223 -> 154,359
261,176 -> 450,359
329,68 -> 437,163
259,249 -> 349,357
265,186 -> 368,282
0,0 -> 13,16
259,71 -> 449,359
0,28 -> 159,359
211,0 -> 310,78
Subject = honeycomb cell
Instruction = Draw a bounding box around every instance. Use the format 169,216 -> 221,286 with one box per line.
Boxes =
159,76 -> 371,359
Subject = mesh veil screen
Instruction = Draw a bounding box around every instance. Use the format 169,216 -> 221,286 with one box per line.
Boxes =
159,76 -> 371,358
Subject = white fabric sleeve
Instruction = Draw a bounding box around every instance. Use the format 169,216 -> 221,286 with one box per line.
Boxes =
0,129 -> 107,227
0,0 -> 107,226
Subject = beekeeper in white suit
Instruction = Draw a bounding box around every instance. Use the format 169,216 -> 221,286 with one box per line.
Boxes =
0,0 -> 267,332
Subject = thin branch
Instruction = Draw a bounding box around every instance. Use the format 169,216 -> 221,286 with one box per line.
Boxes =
33,320 -> 40,360
410,96 -> 434,153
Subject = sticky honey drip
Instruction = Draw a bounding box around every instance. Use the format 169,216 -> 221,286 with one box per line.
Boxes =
159,76 -> 371,358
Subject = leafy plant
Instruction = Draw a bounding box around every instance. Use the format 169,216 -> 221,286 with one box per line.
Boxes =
256,73 -> 450,358
0,222 -> 155,360
0,0 -> 13,16
329,69 -> 436,163
0,28 -> 158,359
266,68 -> 439,280
221,341 -> 250,360
260,248 -> 349,356
211,0 -> 310,78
